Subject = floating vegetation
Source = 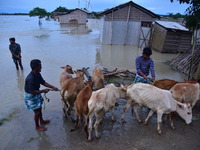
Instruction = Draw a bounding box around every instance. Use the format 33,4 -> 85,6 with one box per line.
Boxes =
0,109 -> 19,126
27,137 -> 42,143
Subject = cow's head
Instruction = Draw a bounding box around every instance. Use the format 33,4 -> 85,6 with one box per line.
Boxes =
176,102 -> 192,124
75,69 -> 84,78
119,84 -> 128,99
86,80 -> 93,88
61,65 -> 74,74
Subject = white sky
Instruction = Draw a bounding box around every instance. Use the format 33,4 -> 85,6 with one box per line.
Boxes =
0,0 -> 190,14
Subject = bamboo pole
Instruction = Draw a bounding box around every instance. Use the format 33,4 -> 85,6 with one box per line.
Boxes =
124,3 -> 131,45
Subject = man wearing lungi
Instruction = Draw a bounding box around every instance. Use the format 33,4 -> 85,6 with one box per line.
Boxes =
24,59 -> 59,131
134,47 -> 155,84
9,37 -> 23,70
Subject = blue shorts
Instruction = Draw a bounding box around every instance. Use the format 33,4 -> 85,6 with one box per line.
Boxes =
24,92 -> 44,110
134,74 -> 152,84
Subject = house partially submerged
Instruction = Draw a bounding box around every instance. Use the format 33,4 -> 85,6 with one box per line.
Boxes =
59,8 -> 89,24
150,21 -> 192,53
98,1 -> 159,46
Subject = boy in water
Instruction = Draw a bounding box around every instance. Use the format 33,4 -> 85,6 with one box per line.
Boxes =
9,37 -> 23,70
134,47 -> 155,84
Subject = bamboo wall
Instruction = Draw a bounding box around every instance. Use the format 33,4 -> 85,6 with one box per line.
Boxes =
151,23 -> 192,53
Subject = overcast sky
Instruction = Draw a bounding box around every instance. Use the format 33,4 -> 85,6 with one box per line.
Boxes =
0,0 -> 189,14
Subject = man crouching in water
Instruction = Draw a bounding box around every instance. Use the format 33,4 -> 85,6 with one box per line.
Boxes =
24,59 -> 59,131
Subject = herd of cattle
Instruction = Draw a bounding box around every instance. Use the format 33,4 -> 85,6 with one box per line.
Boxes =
59,65 -> 200,141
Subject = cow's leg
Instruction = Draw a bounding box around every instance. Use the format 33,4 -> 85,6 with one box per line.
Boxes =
145,110 -> 154,125
62,101 -> 68,117
121,100 -> 132,123
111,107 -> 116,122
133,104 -> 142,123
169,113 -> 175,129
88,113 -> 94,141
157,111 -> 164,135
94,115 -> 103,139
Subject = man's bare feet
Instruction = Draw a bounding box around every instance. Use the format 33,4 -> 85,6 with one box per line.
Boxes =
40,120 -> 50,125
36,126 -> 47,131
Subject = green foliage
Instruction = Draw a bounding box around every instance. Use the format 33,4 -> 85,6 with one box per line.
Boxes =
53,6 -> 69,12
170,0 -> 200,29
29,7 -> 48,18
166,12 -> 185,19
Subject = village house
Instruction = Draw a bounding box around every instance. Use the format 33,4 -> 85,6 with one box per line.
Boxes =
97,1 -> 159,46
59,8 -> 90,24
150,21 -> 192,53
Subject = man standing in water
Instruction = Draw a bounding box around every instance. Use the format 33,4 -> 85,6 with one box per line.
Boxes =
134,47 -> 155,84
9,37 -> 23,70
24,59 -> 59,131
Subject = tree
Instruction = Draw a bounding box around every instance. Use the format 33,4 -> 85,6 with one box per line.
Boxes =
53,6 -> 69,12
29,7 -> 48,25
170,0 -> 200,79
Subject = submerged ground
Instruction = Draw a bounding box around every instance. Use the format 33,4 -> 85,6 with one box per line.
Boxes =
0,16 -> 199,150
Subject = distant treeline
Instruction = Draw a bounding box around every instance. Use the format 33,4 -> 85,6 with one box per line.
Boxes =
0,13 -> 29,15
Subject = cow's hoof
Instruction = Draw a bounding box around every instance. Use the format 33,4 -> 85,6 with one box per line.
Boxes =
70,128 -> 76,132
112,119 -> 116,122
144,121 -> 148,125
88,137 -> 92,141
138,120 -> 142,123
96,135 -> 101,140
171,126 -> 175,130
121,119 -> 126,124
157,130 -> 162,135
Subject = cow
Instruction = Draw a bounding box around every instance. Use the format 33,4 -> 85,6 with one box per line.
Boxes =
59,65 -> 74,88
87,84 -> 126,141
170,83 -> 200,108
92,68 -> 104,90
121,83 -> 192,135
153,78 -> 197,90
61,69 -> 84,117
70,80 -> 93,132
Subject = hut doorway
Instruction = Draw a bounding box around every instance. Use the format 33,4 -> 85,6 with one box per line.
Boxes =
138,21 -> 151,48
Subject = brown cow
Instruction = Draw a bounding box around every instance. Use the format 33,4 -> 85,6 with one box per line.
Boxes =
92,68 -> 104,90
170,83 -> 200,107
70,80 -> 93,132
153,79 -> 197,90
59,65 -> 74,88
61,69 -> 85,117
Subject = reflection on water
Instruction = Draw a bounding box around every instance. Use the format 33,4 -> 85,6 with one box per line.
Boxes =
16,70 -> 25,96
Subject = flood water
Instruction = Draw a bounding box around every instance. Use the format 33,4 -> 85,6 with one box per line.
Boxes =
1,16 -> 199,150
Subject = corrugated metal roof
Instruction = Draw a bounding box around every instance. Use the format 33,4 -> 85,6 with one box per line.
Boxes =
155,21 -> 189,31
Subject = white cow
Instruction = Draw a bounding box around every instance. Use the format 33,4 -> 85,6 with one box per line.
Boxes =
87,84 -> 126,141
121,83 -> 192,134
170,83 -> 200,108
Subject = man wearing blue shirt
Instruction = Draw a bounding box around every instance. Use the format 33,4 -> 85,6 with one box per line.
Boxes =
24,59 -> 59,131
9,37 -> 23,70
134,47 -> 155,84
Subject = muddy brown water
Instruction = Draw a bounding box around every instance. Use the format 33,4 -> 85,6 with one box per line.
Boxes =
0,16 -> 199,150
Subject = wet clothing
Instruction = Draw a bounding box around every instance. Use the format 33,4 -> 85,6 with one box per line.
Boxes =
24,71 -> 46,110
136,56 -> 155,77
24,92 -> 44,110
134,74 -> 152,84
9,43 -> 21,63
25,71 -> 45,93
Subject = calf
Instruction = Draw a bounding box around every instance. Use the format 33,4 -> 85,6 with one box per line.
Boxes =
170,83 -> 200,107
61,69 -> 84,117
59,65 -> 74,88
71,80 -> 93,131
92,68 -> 104,90
121,83 -> 192,134
87,84 -> 126,141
